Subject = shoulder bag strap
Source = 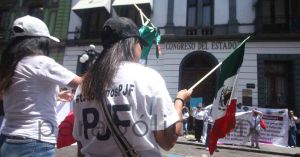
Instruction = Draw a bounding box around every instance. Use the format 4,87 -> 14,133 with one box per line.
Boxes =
99,98 -> 139,157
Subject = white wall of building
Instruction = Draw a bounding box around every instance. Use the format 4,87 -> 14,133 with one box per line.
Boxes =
63,43 -> 300,107
64,0 -> 300,107
214,0 -> 229,25
151,0 -> 168,27
68,0 -> 81,40
144,41 -> 300,106
236,0 -> 256,34
238,26 -> 255,34
173,0 -> 187,26
236,0 -> 256,24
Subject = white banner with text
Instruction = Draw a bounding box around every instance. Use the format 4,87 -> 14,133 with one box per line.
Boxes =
217,107 -> 289,146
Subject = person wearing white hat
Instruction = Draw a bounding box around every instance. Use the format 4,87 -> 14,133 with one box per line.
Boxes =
11,15 -> 60,42
250,109 -> 263,149
0,15 -> 81,156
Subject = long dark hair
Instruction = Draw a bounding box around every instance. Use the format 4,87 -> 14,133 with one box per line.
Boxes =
0,36 -> 50,92
81,37 -> 138,102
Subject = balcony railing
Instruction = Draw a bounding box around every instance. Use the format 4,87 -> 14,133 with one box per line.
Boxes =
185,26 -> 213,36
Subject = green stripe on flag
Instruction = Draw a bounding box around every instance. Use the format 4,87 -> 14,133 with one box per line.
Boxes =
139,25 -> 161,60
209,36 -> 250,154
215,36 -> 250,94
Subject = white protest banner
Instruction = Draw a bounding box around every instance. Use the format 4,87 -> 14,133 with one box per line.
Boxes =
218,111 -> 252,145
56,101 -> 73,125
218,106 -> 288,147
258,108 -> 289,146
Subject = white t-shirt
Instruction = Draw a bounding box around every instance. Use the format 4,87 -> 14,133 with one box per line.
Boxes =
183,112 -> 189,121
2,56 -> 77,143
73,62 -> 179,157
204,109 -> 214,124
194,110 -> 205,120
251,115 -> 262,131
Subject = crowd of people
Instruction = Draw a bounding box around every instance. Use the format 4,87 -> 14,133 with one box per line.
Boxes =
181,105 -> 299,151
0,14 -> 298,157
180,104 -> 215,151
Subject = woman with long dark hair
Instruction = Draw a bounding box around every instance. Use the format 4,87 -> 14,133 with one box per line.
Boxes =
0,15 -> 81,156
73,17 -> 192,157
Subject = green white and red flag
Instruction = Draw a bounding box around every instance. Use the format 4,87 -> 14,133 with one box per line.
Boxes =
209,36 -> 250,155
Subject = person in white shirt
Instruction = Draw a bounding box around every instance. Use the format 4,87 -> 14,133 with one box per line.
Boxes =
203,105 -> 217,151
0,15 -> 81,157
194,105 -> 205,142
288,110 -> 298,148
72,17 -> 192,157
182,107 -> 190,136
250,109 -> 263,149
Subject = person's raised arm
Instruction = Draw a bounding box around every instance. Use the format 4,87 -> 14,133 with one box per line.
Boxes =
257,110 -> 263,116
67,76 -> 82,89
153,89 -> 192,150
57,76 -> 81,101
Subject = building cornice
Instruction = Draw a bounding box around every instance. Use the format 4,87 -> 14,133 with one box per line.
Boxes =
161,33 -> 300,42
1,33 -> 300,48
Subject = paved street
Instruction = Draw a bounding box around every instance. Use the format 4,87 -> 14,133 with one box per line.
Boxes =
161,143 -> 288,157
56,143 -> 297,157
56,136 -> 300,157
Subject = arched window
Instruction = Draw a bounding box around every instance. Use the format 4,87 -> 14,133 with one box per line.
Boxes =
179,51 -> 218,106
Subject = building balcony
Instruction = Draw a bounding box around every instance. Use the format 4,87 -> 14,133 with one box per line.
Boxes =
164,26 -> 214,36
185,26 -> 213,36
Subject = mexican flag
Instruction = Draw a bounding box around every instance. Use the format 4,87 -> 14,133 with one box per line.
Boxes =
139,24 -> 161,65
209,36 -> 250,155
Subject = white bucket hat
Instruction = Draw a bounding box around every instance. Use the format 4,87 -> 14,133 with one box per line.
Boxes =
12,15 -> 60,42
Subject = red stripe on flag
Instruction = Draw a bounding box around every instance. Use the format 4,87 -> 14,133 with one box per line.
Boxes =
209,99 -> 237,155
57,111 -> 76,149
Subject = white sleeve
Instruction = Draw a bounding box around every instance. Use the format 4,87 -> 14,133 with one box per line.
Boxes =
72,88 -> 82,141
38,57 -> 77,86
149,72 -> 179,131
72,104 -> 80,141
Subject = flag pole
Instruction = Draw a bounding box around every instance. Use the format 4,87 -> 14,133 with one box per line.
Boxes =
188,36 -> 251,92
134,4 -> 149,21
188,62 -> 222,92
133,3 -> 155,28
